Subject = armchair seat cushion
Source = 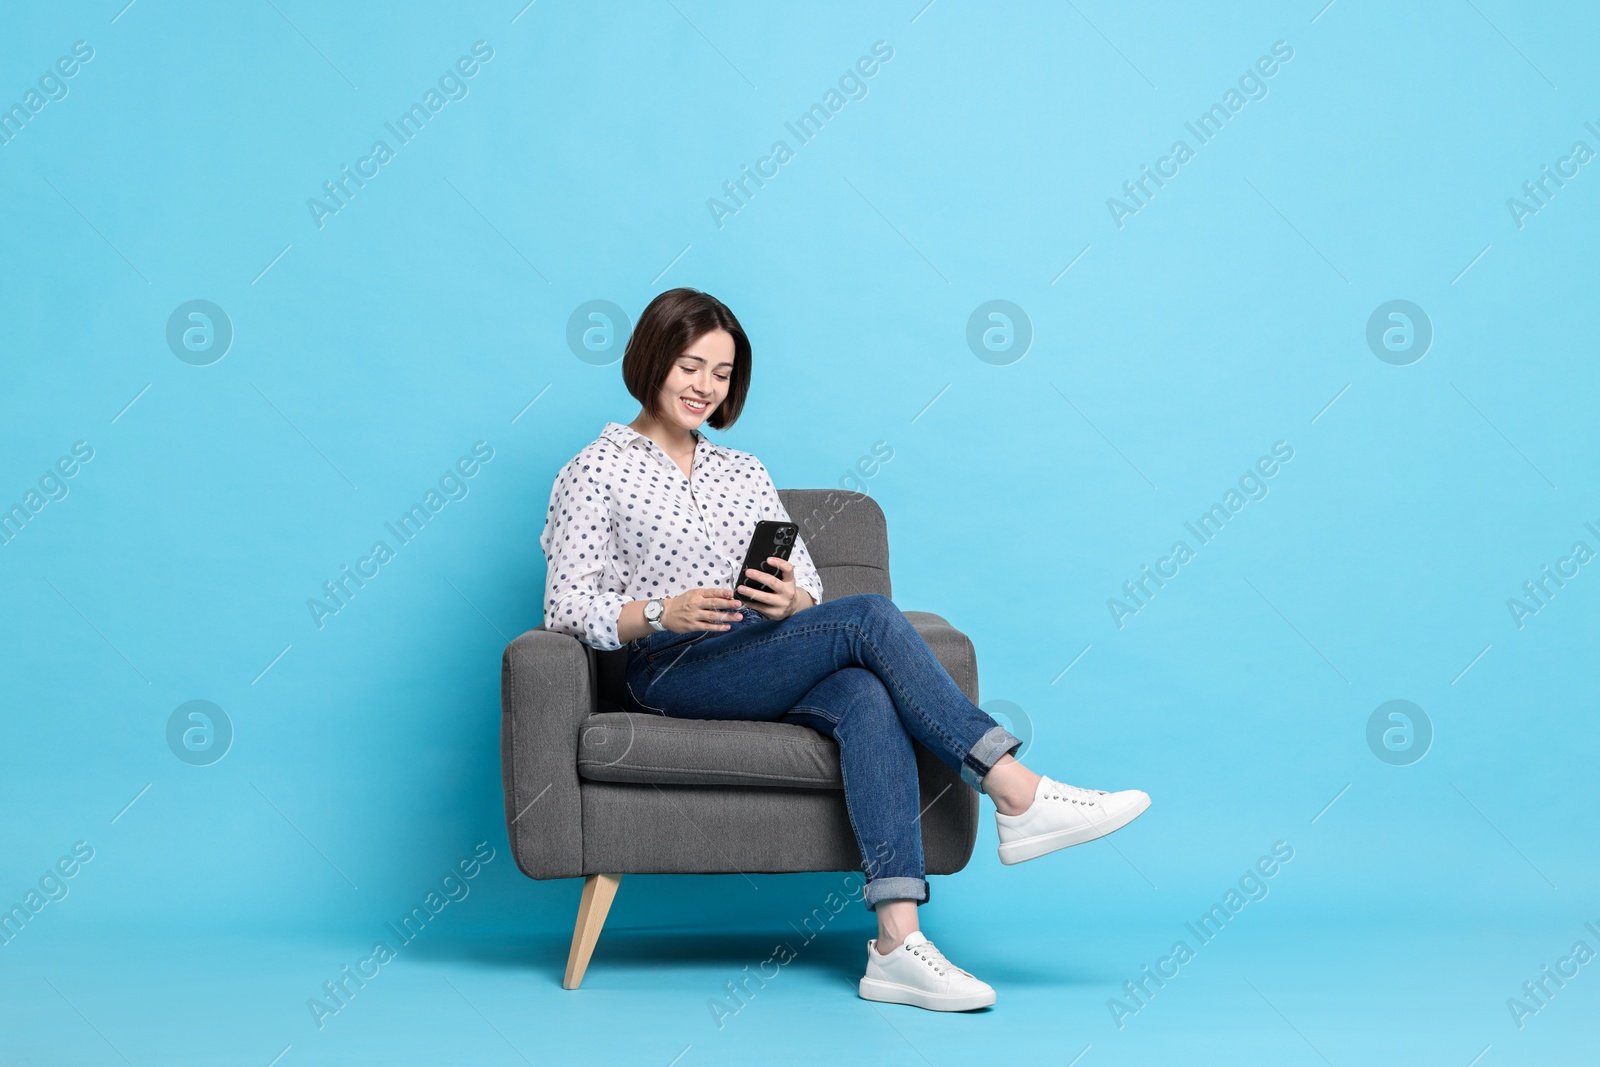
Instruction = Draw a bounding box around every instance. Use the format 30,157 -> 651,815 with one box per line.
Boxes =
577,709 -> 844,789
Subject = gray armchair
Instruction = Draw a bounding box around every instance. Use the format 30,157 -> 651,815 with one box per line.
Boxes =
500,490 -> 982,988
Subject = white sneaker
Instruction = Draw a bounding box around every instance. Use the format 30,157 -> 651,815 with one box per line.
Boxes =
858,930 -> 996,1011
995,775 -> 1150,865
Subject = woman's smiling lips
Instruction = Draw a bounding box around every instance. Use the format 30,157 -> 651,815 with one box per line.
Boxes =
681,396 -> 709,415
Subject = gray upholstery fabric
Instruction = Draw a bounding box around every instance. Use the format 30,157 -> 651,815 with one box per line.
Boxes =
579,714 -> 846,789
500,490 -> 982,883
500,629 -> 591,881
580,776 -> 976,876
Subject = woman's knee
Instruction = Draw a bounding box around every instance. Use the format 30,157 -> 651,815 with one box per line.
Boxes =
859,591 -> 895,613
834,591 -> 897,627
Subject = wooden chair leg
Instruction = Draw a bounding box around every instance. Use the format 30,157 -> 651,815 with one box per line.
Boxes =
563,873 -> 621,989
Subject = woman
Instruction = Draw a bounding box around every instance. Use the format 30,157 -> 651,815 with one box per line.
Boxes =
540,288 -> 1151,1012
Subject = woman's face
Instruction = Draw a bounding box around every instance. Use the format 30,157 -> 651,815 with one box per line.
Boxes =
655,328 -> 734,431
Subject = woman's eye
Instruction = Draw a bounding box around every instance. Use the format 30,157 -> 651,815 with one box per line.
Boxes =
715,375 -> 728,382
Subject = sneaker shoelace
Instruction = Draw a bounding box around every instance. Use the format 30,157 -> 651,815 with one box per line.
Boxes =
1042,779 -> 1109,807
907,940 -> 969,979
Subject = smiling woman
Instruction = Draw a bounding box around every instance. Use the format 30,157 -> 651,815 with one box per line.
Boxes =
539,290 -> 807,649
620,288 -> 751,433
536,287 -> 1152,1013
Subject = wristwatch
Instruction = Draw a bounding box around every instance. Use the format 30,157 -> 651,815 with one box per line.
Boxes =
643,597 -> 667,632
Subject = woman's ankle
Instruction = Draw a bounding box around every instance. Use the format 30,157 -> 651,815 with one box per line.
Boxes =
982,756 -> 1041,816
875,900 -> 920,952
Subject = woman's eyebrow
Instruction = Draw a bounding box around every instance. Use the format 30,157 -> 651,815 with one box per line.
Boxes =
679,354 -> 735,370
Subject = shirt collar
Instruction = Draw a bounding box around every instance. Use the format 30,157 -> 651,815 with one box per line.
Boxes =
601,422 -> 722,466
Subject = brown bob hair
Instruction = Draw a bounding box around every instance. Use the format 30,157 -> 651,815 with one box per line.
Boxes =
621,288 -> 751,431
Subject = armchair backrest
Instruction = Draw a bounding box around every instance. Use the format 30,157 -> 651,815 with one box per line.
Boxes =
778,489 -> 891,602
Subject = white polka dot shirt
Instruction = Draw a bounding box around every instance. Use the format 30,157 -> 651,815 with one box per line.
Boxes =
539,421 -> 825,651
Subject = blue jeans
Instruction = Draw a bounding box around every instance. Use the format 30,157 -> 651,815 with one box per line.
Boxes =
621,592 -> 1022,911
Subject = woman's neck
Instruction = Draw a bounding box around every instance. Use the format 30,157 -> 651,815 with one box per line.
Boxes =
628,411 -> 697,460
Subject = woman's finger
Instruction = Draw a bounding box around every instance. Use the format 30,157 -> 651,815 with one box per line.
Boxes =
741,570 -> 784,600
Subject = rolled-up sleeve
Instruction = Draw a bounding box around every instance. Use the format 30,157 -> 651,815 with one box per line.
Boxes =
539,459 -> 630,651
759,464 -> 824,607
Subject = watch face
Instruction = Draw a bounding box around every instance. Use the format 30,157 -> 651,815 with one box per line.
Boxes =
645,599 -> 662,620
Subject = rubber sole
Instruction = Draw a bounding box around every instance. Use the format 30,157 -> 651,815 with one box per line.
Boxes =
859,976 -> 996,1011
996,792 -> 1151,865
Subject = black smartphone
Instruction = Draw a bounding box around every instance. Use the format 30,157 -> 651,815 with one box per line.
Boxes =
733,520 -> 799,596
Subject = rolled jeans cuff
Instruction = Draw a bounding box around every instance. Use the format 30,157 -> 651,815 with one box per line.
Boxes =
861,875 -> 929,911
962,724 -> 1023,791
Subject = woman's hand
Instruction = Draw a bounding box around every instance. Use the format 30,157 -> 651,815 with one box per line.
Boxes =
738,556 -> 806,620
664,588 -> 743,632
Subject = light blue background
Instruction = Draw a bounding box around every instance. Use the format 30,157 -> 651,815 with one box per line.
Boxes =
2,1 -> 1596,1063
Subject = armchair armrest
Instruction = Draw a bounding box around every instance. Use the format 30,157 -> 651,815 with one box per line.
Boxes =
902,610 -> 980,705
900,609 -> 982,872
501,627 -> 595,880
